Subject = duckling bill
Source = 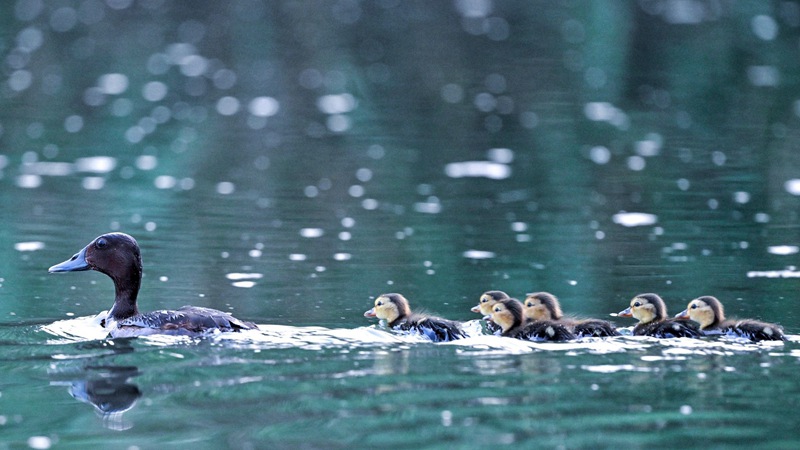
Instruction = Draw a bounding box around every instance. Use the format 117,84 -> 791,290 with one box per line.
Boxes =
49,232 -> 258,338
364,293 -> 466,342
675,296 -> 785,342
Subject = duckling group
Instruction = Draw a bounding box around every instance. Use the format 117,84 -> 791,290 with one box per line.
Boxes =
49,233 -> 788,342
363,291 -> 787,343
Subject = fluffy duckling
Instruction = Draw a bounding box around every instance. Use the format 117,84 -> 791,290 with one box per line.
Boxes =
616,293 -> 701,338
488,298 -> 575,342
471,290 -> 509,334
524,292 -> 619,337
675,296 -> 785,342
364,293 -> 466,342
471,290 -> 510,315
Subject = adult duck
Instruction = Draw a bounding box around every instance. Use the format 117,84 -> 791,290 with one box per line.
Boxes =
364,293 -> 466,342
675,295 -> 785,342
523,292 -> 619,337
616,293 -> 700,338
488,297 -> 574,341
49,232 -> 258,338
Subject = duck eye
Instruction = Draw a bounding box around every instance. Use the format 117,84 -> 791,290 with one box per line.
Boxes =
690,304 -> 697,309
633,302 -> 641,307
95,238 -> 108,249
525,302 -> 532,307
376,301 -> 383,306
481,297 -> 487,303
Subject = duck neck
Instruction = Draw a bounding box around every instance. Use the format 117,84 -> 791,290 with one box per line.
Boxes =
704,315 -> 722,330
387,311 -> 407,328
503,314 -> 523,335
107,266 -> 141,321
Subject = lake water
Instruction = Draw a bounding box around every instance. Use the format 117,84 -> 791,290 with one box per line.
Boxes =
1,1 -> 800,448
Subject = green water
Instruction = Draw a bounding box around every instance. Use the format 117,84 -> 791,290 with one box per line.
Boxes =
2,1 -> 800,448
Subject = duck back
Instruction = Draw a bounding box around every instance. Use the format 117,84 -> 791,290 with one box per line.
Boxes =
507,320 -> 575,342
570,319 -> 620,338
719,319 -> 786,342
395,314 -> 467,342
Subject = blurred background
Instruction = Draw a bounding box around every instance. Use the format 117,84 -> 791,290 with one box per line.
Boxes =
1,0 -> 798,326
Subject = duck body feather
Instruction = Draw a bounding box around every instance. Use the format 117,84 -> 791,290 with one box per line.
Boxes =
392,314 -> 467,342
712,319 -> 786,342
505,320 -> 575,342
106,306 -> 258,338
568,318 -> 620,338
633,319 -> 701,338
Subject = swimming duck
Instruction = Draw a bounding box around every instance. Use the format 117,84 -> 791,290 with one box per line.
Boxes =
49,232 -> 258,338
523,292 -> 619,337
471,290 -> 509,334
674,295 -> 785,342
488,298 -> 575,341
616,293 -> 701,338
363,293 -> 467,342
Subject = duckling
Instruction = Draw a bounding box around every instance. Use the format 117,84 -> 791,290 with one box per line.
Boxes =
616,293 -> 701,338
471,290 -> 510,315
363,293 -> 466,342
488,298 -> 575,342
471,290 -> 509,334
523,292 -> 619,337
675,296 -> 785,342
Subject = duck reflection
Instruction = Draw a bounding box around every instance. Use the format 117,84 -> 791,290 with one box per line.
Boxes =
66,364 -> 141,430
50,340 -> 142,430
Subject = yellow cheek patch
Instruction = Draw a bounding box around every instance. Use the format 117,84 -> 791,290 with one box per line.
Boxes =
480,301 -> 497,315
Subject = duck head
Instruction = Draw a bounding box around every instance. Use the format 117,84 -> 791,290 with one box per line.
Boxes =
617,293 -> 667,325
364,293 -> 411,326
49,233 -> 142,320
675,295 -> 724,329
471,290 -> 509,315
523,292 -> 563,321
488,298 -> 524,334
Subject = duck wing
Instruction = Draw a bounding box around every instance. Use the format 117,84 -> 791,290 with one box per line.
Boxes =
397,317 -> 467,342
113,306 -> 257,337
176,306 -> 258,331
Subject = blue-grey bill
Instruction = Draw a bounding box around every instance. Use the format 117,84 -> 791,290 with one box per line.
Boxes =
48,247 -> 90,273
